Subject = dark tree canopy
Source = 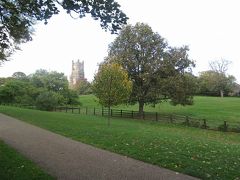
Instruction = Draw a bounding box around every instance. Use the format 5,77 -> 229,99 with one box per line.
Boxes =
0,0 -> 128,62
108,23 -> 195,114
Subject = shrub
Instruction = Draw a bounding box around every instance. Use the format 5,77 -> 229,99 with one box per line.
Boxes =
36,91 -> 59,111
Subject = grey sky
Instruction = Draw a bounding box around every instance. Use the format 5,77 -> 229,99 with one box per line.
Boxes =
0,0 -> 239,82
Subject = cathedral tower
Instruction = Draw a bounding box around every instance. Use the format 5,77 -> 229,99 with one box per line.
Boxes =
70,60 -> 86,88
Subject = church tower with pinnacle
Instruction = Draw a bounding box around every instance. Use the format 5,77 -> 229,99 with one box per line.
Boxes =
70,60 -> 86,89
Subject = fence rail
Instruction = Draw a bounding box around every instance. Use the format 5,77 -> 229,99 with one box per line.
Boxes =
54,106 -> 240,133
1,104 -> 239,133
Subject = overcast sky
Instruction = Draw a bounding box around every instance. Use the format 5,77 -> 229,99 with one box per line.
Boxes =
0,0 -> 240,82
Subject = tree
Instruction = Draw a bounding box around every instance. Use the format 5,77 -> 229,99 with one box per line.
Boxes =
29,69 -> 68,92
12,72 -> 28,81
44,71 -> 68,92
209,59 -> 231,74
75,80 -> 92,95
92,63 -> 132,125
29,69 -> 79,105
162,73 -> 198,105
61,89 -> 79,105
0,0 -> 128,63
208,59 -> 233,97
198,70 -> 236,97
0,79 -> 37,104
108,23 -> 195,115
35,91 -> 60,111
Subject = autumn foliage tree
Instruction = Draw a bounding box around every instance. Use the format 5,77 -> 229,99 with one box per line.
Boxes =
92,63 -> 132,125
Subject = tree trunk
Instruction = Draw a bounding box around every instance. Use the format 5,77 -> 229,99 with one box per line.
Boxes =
220,90 -> 224,98
139,100 -> 144,119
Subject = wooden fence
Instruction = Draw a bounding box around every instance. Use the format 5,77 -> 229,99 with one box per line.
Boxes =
54,106 -> 240,133
2,104 -> 239,133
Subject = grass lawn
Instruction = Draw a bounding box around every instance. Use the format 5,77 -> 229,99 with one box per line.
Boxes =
1,106 -> 240,179
79,95 -> 240,126
0,140 -> 54,180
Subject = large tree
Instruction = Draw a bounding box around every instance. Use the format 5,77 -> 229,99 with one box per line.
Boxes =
0,0 -> 128,63
108,23 -> 195,114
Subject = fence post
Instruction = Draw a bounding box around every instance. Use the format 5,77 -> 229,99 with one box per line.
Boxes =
131,111 -> 134,118
65,107 -> 68,113
102,107 -> 104,116
223,121 -> 228,131
155,112 -> 158,121
79,107 -> 80,114
185,116 -> 189,126
203,119 -> 207,129
121,110 -> 123,117
143,111 -> 145,120
111,109 -> 113,117
86,107 -> 88,115
170,115 -> 173,123
94,107 -> 95,115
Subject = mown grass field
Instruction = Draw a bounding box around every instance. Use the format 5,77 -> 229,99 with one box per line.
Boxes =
79,95 -> 240,126
0,140 -> 54,180
0,106 -> 239,179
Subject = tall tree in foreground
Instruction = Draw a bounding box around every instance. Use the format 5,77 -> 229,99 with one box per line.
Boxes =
108,23 -> 195,115
0,0 -> 128,63
92,63 -> 132,126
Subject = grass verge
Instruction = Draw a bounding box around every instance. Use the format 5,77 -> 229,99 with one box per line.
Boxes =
1,106 -> 240,179
0,140 -> 54,180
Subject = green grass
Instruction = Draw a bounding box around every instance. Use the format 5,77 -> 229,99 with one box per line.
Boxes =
79,95 -> 240,126
1,106 -> 240,179
0,140 -> 54,180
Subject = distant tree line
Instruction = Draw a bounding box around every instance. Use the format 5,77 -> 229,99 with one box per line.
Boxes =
196,59 -> 239,97
0,69 -> 79,110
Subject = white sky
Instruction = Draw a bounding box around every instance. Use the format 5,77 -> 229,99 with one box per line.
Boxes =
0,0 -> 240,82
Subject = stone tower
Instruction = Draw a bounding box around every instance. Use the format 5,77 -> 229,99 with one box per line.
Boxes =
70,60 -> 86,88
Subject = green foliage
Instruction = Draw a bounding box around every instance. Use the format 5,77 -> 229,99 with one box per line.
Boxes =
36,91 -> 60,111
75,80 -> 92,95
0,79 -> 36,104
198,70 -> 236,97
0,140 -> 54,180
92,63 -> 132,108
108,23 -> 195,113
0,69 -> 79,108
163,73 -> 198,105
62,89 -> 80,105
0,0 -> 128,62
1,106 -> 240,180
30,69 -> 68,92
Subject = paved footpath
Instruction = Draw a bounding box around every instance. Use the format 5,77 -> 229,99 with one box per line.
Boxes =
0,113 -> 198,180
